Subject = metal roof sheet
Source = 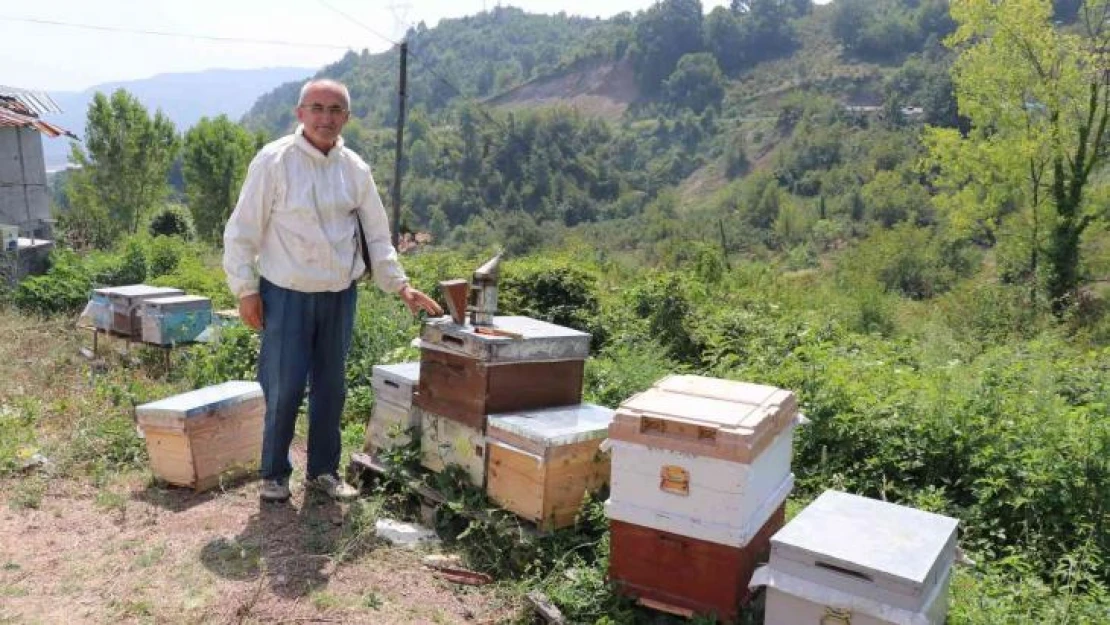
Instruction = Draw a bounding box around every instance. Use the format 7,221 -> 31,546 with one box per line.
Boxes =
0,107 -> 74,138
0,86 -> 63,115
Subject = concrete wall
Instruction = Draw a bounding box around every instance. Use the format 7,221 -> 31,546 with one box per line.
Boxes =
0,127 -> 50,233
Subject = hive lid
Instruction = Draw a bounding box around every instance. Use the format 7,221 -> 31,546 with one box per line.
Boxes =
135,381 -> 262,419
488,403 -> 614,447
426,315 -> 589,342
142,295 -> 212,307
421,315 -> 590,362
618,376 -> 795,431
372,361 -> 421,385
102,284 -> 184,298
770,490 -> 959,593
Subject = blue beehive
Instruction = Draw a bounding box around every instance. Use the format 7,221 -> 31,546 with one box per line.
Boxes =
141,295 -> 213,345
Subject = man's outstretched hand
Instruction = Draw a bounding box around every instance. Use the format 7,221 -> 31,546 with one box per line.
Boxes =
239,293 -> 263,330
399,284 -> 443,317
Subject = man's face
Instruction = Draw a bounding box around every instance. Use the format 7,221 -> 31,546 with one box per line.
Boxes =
296,85 -> 350,151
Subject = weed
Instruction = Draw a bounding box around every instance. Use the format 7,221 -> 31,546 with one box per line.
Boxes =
134,543 -> 166,569
361,590 -> 383,610
7,477 -> 46,510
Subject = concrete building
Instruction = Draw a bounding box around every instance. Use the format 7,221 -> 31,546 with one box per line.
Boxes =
0,86 -> 74,280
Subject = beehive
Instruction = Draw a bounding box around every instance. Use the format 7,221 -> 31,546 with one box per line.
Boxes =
105,285 -> 185,336
609,504 -> 786,623
364,362 -> 421,454
417,405 -> 487,487
135,381 -> 263,491
486,403 -> 613,530
140,295 -> 212,345
607,375 -> 801,546
752,491 -> 959,625
414,316 -> 590,429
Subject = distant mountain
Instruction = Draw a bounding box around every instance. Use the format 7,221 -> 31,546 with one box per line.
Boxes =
39,67 -> 314,170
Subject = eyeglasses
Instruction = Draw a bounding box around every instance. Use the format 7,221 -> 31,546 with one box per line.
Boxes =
300,104 -> 349,116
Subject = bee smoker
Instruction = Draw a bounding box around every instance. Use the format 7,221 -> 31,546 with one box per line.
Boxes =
467,253 -> 501,327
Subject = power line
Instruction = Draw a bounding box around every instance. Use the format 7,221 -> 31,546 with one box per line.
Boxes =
0,15 -> 359,50
315,0 -> 401,49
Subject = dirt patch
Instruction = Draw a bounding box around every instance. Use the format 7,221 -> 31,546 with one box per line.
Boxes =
487,58 -> 638,121
0,468 -> 519,624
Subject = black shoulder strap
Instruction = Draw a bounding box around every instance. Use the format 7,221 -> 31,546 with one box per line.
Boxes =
355,212 -> 373,279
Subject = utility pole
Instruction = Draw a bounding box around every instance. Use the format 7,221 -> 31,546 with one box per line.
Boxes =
391,41 -> 408,248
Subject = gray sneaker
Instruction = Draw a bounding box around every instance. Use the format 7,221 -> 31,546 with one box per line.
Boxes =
260,478 -> 291,502
307,474 -> 358,501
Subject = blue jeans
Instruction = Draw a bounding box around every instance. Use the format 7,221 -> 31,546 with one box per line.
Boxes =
257,277 -> 356,482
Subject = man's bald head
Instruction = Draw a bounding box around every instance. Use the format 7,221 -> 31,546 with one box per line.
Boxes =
298,79 -> 351,111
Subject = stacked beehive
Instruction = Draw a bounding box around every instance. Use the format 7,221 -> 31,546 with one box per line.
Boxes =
413,315 -> 591,488
364,361 -> 421,453
606,374 -> 804,623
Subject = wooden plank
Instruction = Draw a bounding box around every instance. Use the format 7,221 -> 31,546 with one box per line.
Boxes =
486,441 -> 545,522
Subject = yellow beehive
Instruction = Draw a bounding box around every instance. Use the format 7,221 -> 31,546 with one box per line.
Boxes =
135,381 -> 264,491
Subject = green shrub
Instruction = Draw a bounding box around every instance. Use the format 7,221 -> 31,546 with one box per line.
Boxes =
147,204 -> 196,240
88,238 -> 148,286
183,323 -> 260,388
501,261 -> 602,343
11,249 -> 92,315
146,236 -> 186,278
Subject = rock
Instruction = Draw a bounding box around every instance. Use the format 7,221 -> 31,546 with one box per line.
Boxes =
374,518 -> 440,548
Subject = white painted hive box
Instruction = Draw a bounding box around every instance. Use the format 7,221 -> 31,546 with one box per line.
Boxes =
605,415 -> 800,547
486,403 -> 613,529
135,381 -> 264,491
366,398 -> 419,453
753,490 -> 959,625
610,374 -> 798,463
371,361 -> 420,407
417,405 -> 487,488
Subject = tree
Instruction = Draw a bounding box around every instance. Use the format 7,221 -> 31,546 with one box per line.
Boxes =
182,116 -> 259,242
664,53 -> 726,113
631,0 -> 705,94
925,0 -> 1109,313
705,7 -> 746,75
67,89 -> 179,239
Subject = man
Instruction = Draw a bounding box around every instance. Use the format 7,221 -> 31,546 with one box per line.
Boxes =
223,79 -> 442,503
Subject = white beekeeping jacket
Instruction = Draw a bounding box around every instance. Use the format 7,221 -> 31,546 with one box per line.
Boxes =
223,125 -> 408,298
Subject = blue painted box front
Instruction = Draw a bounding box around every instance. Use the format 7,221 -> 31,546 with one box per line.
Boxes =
141,295 -> 213,345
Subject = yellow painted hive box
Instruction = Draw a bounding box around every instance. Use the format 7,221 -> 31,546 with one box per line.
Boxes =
486,403 -> 614,530
135,381 -> 264,491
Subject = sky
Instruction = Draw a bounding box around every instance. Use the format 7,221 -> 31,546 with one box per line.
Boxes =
2,0 -> 831,93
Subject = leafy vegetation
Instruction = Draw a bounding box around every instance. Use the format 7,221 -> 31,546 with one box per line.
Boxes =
16,0 -> 1110,622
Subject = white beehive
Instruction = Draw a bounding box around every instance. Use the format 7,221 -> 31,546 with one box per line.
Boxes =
371,361 -> 420,407
751,490 -> 959,625
365,362 -> 421,454
418,405 -> 487,487
607,375 -> 803,547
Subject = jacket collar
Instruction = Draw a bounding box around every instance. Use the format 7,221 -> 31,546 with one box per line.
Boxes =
294,124 -> 345,161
